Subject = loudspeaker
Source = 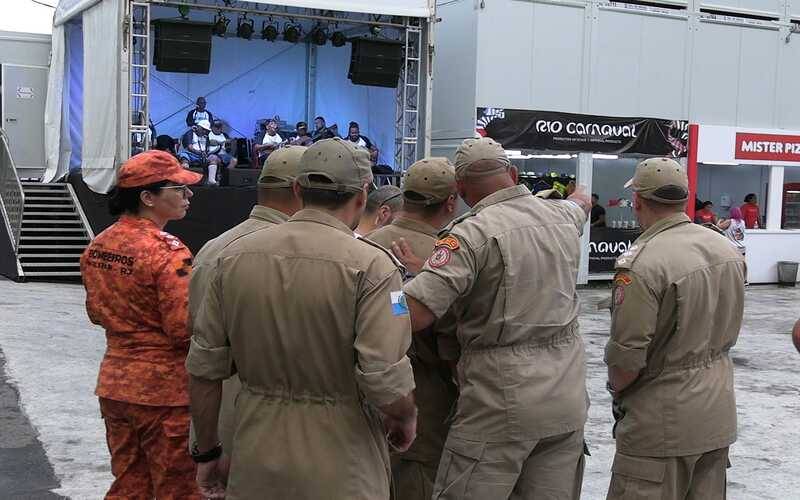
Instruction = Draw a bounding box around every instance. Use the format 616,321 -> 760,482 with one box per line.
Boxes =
227,168 -> 260,187
348,39 -> 403,88
153,21 -> 212,74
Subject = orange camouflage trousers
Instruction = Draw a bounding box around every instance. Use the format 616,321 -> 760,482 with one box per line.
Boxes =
99,398 -> 201,499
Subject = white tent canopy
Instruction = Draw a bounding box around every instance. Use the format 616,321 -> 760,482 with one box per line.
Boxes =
44,0 -> 433,193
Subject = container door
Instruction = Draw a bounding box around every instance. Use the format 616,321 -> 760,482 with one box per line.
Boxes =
1,64 -> 48,179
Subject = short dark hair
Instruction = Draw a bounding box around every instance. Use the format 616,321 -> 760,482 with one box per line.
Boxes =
745,193 -> 757,203
154,135 -> 175,152
702,201 -> 713,208
349,121 -> 359,129
300,187 -> 356,210
591,193 -> 599,200
314,116 -> 325,122
108,181 -> 169,216
296,121 -> 308,130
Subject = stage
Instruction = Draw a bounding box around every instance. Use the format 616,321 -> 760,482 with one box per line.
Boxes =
69,171 -> 256,254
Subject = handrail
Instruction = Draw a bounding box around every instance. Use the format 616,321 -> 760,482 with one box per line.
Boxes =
0,128 -> 25,252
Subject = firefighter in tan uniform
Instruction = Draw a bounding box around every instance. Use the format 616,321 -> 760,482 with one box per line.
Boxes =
402,138 -> 592,500
605,158 -> 746,500
187,146 -> 306,456
366,158 -> 460,500
186,137 -> 417,499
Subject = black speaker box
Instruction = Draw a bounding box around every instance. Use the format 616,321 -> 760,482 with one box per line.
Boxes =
153,21 -> 212,74
227,168 -> 260,187
348,39 -> 403,88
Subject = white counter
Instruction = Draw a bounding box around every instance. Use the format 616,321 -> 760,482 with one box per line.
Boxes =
743,230 -> 800,284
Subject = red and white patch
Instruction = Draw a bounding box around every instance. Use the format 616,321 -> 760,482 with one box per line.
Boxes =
428,246 -> 452,268
613,286 -> 625,306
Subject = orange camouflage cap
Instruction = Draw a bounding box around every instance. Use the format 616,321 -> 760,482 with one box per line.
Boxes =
117,150 -> 203,188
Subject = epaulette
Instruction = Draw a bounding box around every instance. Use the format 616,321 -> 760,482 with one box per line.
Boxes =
156,231 -> 187,252
357,236 -> 406,273
438,211 -> 475,238
614,241 -> 645,270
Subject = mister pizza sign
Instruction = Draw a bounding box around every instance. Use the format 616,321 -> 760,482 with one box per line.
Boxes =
735,133 -> 800,162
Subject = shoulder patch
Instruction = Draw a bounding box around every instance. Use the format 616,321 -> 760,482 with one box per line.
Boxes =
614,242 -> 644,270
358,236 -> 406,272
435,235 -> 460,251
155,231 -> 186,252
438,211 -> 475,238
428,246 -> 451,268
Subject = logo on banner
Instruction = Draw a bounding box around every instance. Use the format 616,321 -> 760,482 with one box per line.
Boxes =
735,132 -> 800,163
476,108 -> 505,137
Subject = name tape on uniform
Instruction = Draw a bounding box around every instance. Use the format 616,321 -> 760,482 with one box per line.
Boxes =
390,291 -> 409,316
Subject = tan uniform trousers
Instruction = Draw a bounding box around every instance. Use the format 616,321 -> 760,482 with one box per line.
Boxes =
433,429 -> 585,500
392,458 -> 437,500
607,447 -> 729,500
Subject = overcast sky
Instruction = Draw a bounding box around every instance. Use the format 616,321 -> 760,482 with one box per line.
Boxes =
1,0 -> 55,35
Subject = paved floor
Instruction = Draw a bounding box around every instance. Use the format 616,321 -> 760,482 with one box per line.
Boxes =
0,279 -> 798,499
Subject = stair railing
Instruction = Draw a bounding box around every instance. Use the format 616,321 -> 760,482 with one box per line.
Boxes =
0,128 -> 25,252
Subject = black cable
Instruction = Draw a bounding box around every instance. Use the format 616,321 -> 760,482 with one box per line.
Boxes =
30,0 -> 56,8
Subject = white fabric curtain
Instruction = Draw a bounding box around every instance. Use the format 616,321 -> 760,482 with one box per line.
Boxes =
81,0 -> 120,194
43,24 -> 66,182
54,0 -> 102,26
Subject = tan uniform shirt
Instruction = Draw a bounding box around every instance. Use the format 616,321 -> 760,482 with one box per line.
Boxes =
367,216 -> 458,464
404,184 -> 589,442
186,209 -> 414,500
606,213 -> 745,457
188,205 -> 289,451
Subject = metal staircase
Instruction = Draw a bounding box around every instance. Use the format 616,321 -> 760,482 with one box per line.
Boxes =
18,182 -> 94,279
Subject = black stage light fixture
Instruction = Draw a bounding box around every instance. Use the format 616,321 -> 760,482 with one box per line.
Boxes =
212,12 -> 230,37
284,23 -> 301,43
261,20 -> 279,41
369,25 -> 381,36
310,25 -> 328,46
331,31 -> 347,47
237,15 -> 254,40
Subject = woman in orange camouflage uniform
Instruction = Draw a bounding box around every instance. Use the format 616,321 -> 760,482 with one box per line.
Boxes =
80,150 -> 203,499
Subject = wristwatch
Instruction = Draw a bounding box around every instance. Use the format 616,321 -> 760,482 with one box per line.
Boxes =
190,442 -> 222,463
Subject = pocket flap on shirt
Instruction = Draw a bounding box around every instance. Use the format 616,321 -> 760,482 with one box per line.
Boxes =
611,453 -> 666,483
445,436 -> 486,461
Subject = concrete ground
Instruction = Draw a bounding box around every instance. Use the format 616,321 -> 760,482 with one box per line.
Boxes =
0,279 -> 798,499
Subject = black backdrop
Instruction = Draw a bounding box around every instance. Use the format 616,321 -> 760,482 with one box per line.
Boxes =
69,172 -> 256,255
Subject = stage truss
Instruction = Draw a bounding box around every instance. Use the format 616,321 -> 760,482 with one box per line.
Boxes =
124,0 -> 430,172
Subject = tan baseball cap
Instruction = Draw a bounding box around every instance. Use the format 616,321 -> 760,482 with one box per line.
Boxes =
258,145 -> 307,188
297,137 -> 373,193
624,157 -> 689,204
402,157 -> 456,205
453,137 -> 511,178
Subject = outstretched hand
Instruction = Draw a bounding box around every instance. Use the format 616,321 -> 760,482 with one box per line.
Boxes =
196,455 -> 229,499
391,238 -> 425,276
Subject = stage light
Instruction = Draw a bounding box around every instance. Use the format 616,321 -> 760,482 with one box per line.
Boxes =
237,15 -> 254,40
369,25 -> 382,36
177,5 -> 190,18
310,26 -> 327,46
331,31 -> 347,47
212,13 -> 230,37
261,20 -> 278,41
284,23 -> 301,43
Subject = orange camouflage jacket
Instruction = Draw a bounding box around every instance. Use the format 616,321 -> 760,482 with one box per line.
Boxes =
81,215 -> 193,407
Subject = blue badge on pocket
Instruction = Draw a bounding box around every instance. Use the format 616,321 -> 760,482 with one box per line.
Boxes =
390,291 -> 409,316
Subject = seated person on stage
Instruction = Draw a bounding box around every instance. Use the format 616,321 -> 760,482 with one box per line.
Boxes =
208,120 -> 238,169
186,96 -> 213,128
178,119 -> 223,186
254,119 -> 283,161
346,121 -> 379,163
289,121 -> 313,146
311,115 -> 339,142
153,134 -> 178,157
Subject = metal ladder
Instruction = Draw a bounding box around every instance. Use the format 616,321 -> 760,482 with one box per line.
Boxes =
394,20 -> 422,173
128,1 -> 151,154
17,183 -> 94,279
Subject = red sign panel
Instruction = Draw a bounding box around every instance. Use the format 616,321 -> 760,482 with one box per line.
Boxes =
735,132 -> 800,162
